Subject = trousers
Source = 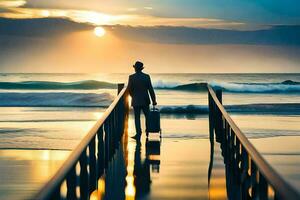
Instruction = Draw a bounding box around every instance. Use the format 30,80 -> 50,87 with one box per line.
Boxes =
133,105 -> 150,135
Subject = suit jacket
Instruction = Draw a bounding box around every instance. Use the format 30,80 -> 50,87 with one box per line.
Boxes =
127,72 -> 156,107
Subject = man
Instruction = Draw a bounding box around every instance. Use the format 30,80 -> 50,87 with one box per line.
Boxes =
127,61 -> 157,140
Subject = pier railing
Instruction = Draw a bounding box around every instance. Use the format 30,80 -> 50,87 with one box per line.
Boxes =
34,84 -> 129,200
208,85 -> 300,200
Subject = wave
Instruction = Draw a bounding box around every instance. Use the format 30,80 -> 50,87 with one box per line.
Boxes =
160,105 -> 208,114
159,103 -> 300,115
156,82 -> 207,91
161,129 -> 300,140
162,133 -> 208,140
1,89 -> 299,114
1,79 -> 299,94
243,129 -> 300,139
0,92 -> 113,107
155,79 -> 300,93
0,79 -> 206,92
0,80 -> 116,90
209,80 -> 300,93
0,80 -> 183,91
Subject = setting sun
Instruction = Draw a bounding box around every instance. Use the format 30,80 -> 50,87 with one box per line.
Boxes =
94,27 -> 106,37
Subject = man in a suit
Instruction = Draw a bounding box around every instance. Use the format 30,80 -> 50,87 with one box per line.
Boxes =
127,61 -> 157,140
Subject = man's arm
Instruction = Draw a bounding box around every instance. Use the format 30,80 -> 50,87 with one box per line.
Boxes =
148,75 -> 157,105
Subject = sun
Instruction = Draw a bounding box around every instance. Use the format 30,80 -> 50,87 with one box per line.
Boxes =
94,27 -> 106,37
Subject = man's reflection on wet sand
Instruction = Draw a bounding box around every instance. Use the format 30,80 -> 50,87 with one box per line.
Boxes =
134,139 -> 161,199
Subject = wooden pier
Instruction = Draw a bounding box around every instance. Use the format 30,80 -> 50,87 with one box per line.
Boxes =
33,84 -> 300,200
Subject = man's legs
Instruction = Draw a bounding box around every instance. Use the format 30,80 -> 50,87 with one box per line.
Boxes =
133,106 -> 142,137
142,105 -> 150,137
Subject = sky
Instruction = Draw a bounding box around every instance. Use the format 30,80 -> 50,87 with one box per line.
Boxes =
0,0 -> 300,73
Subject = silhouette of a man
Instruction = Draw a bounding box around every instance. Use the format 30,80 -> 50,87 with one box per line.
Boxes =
128,61 -> 157,140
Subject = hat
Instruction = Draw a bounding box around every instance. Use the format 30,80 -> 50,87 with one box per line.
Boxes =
133,61 -> 144,70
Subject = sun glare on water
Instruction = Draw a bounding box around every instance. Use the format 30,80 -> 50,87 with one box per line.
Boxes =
94,27 -> 106,37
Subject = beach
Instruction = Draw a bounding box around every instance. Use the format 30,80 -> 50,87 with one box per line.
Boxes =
0,73 -> 299,199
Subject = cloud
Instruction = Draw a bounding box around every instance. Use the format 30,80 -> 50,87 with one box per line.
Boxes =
0,16 -> 299,47
0,17 -> 92,67
0,0 -> 26,8
2,0 -> 300,25
0,17 -> 92,37
0,17 -> 299,73
0,6 -> 250,30
1,15 -> 299,47
108,25 -> 300,46
127,8 -> 137,12
0,0 -> 299,73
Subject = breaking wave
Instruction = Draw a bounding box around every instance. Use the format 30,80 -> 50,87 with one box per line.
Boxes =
159,103 -> 300,115
156,80 -> 300,93
209,80 -> 300,93
0,80 -> 116,90
0,92 -> 114,107
1,79 -> 299,93
160,105 -> 208,114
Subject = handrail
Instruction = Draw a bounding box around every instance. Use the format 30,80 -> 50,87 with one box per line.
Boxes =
34,84 -> 129,200
208,85 -> 300,200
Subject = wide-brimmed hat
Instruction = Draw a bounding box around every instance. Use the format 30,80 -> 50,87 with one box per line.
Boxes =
133,61 -> 144,70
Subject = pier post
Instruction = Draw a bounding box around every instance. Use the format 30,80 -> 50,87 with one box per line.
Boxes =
117,83 -> 129,131
79,150 -> 89,200
118,83 -> 125,94
215,89 -> 223,142
208,92 -> 214,141
89,137 -> 97,194
208,88 -> 215,189
216,89 -> 222,104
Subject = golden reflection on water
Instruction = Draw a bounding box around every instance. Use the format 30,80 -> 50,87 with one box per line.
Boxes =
125,120 -> 136,200
89,109 -> 136,200
208,177 -> 227,200
121,108 -> 137,200
93,112 -> 104,120
208,141 -> 227,200
0,149 -> 68,199
0,149 -> 70,181
60,180 -> 67,199
0,149 -> 69,161
98,177 -> 106,199
268,186 -> 275,199
89,177 -> 105,200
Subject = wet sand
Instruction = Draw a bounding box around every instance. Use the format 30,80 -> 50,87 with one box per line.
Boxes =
0,150 -> 70,200
0,113 -> 299,199
99,114 -> 228,200
122,113 -> 300,199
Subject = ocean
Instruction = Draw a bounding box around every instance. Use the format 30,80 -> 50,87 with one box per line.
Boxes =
0,73 -> 299,199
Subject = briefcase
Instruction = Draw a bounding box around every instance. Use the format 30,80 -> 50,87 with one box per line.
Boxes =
146,107 -> 161,134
